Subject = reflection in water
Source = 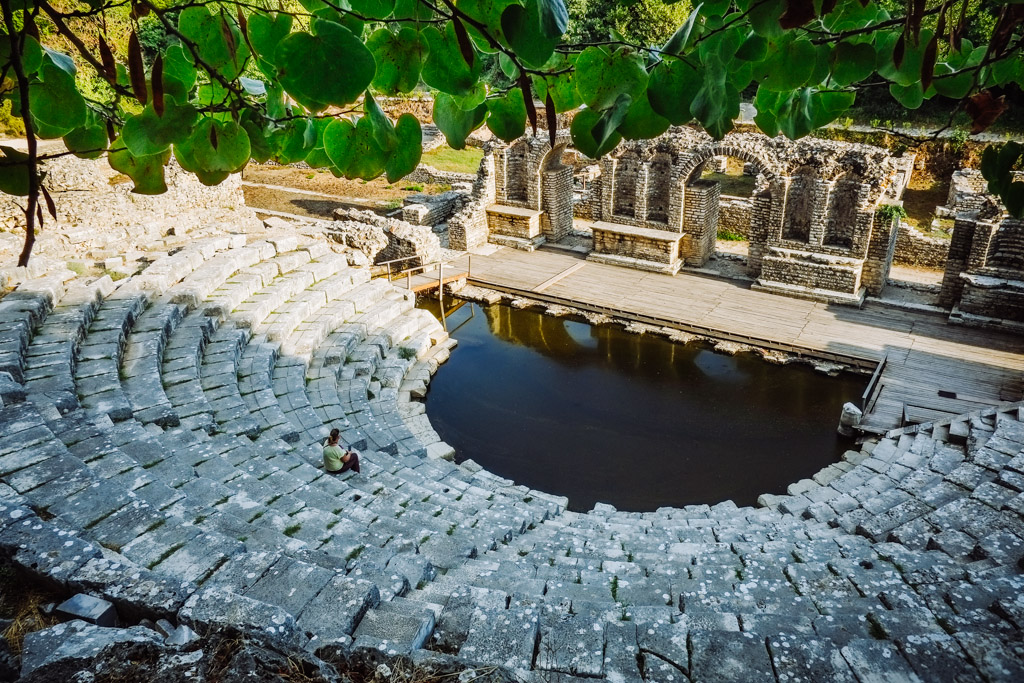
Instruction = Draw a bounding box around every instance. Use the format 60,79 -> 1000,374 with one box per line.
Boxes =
422,302 -> 866,512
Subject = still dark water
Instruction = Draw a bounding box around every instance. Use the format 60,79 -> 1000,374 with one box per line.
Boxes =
422,301 -> 865,512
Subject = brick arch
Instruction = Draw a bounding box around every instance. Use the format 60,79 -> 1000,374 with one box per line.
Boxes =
678,141 -> 782,185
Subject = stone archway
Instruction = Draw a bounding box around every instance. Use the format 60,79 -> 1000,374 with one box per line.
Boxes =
676,138 -> 783,268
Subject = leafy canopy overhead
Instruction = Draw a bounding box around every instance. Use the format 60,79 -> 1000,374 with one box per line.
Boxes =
0,0 -> 1022,265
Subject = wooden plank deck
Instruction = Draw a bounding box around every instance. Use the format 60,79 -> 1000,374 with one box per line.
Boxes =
451,247 -> 1024,432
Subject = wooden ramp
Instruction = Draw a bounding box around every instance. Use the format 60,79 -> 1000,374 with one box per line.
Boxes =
452,246 -> 1024,433
393,269 -> 469,294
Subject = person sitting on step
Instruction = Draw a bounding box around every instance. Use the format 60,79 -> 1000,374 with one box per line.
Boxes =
323,428 -> 360,474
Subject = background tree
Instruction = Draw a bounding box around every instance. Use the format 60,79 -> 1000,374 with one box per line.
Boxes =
0,0 -> 1022,266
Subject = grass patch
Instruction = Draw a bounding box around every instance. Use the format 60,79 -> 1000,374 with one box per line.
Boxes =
717,229 -> 746,241
283,524 -> 301,537
0,563 -> 61,656
147,542 -> 184,570
421,146 -> 483,174
401,183 -> 424,192
345,545 -> 365,562
702,169 -> 756,197
446,523 -> 457,536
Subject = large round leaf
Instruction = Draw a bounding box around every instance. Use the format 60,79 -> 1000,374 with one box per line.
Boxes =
532,70 -> 581,113
574,46 -> 647,112
276,21 -> 375,111
63,110 -> 108,160
324,116 -> 388,180
386,114 -> 423,183
240,110 -> 274,163
0,34 -> 42,76
29,59 -> 86,137
121,101 -> 197,157
878,29 -> 935,87
647,58 -> 701,126
175,118 -> 251,187
829,42 -> 875,87
368,27 -> 426,95
433,93 -> 486,150
421,23 -> 480,96
247,11 -> 293,65
754,38 -> 817,91
109,143 -> 171,195
177,6 -> 249,80
350,0 -> 395,20
162,45 -> 197,101
273,117 -> 317,164
0,146 -> 31,196
889,82 -> 924,110
486,89 -> 527,142
458,0 -> 520,50
570,108 -> 621,159
303,117 -> 335,169
501,1 -> 559,68
618,91 -> 670,140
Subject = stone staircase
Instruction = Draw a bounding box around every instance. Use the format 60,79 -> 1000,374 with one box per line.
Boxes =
0,228 -> 1022,680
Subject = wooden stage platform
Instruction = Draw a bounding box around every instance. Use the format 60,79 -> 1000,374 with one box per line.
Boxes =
448,247 -> 1024,433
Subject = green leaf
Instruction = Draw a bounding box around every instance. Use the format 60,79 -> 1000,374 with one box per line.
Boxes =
29,58 -> 87,137
691,58 -> 739,141
570,107 -> 621,159
754,38 -> 817,91
662,3 -> 703,57
748,0 -> 785,38
364,91 -> 398,153
394,0 -> 435,24
368,27 -> 426,95
753,87 -> 785,137
878,29 -> 934,87
121,101 -> 197,157
109,143 -> 171,195
303,117 -> 335,169
457,0 -> 520,49
486,89 -> 528,142
0,146 -> 31,196
981,142 -> 1021,195
276,22 -> 376,111
829,42 -> 875,86
386,114 -> 423,183
575,46 -> 647,112
736,33 -> 768,62
175,118 -> 250,185
502,2 -> 560,68
0,34 -> 42,76
42,47 -> 76,75
241,110 -> 274,163
1002,182 -> 1024,218
647,58 -> 701,126
177,6 -> 249,80
809,90 -> 855,128
618,90 -> 670,140
889,81 -> 924,109
499,52 -> 520,78
421,23 -> 480,96
932,63 -> 973,99
271,117 -> 317,165
433,93 -> 486,150
63,110 -> 108,160
532,61 -> 581,113
537,0 -> 569,38
324,116 -> 388,180
247,11 -> 293,64
162,45 -> 197,100
349,0 -> 396,20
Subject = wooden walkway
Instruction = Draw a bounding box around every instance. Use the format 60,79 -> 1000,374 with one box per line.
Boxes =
449,247 -> 1024,432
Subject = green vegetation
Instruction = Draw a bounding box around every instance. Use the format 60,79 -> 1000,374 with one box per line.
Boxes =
421,146 -> 485,175
283,524 -> 301,537
717,229 -> 746,242
1,0 -> 1022,268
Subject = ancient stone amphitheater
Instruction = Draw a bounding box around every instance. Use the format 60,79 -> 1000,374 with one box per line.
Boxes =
1,204 -> 1023,679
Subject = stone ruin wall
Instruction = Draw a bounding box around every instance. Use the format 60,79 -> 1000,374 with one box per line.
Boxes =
718,196 -> 753,237
894,222 -> 952,269
447,149 -> 495,251
0,151 -> 257,270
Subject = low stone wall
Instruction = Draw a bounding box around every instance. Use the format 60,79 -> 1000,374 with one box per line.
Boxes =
405,165 -> 475,187
893,222 -> 950,269
958,274 -> 1024,322
0,152 -> 256,265
402,191 -> 465,226
331,208 -> 440,266
718,195 -> 752,237
759,248 -> 862,296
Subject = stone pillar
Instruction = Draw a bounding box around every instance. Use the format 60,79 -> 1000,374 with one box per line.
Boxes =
939,213 -> 982,308
862,210 -> 896,296
635,165 -> 650,225
807,179 -> 834,246
748,179 -> 785,275
541,166 -> 574,241
680,179 -> 721,266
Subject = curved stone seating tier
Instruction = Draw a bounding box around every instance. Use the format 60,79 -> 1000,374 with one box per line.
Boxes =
3,230 -> 1024,679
